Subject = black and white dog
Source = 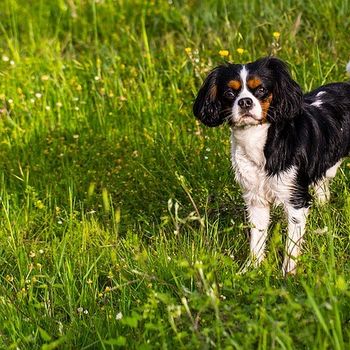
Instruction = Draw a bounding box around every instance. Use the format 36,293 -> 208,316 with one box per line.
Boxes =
193,56 -> 350,274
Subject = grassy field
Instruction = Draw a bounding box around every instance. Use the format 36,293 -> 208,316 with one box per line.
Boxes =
0,0 -> 350,348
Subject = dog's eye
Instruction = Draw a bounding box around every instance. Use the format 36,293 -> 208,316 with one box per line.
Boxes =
223,90 -> 236,99
256,86 -> 267,95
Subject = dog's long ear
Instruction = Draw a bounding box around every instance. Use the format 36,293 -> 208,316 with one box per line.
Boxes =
265,57 -> 303,122
193,67 -> 225,127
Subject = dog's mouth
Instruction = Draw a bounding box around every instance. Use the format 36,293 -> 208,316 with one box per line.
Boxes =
240,113 -> 255,119
232,113 -> 263,127
226,110 -> 266,128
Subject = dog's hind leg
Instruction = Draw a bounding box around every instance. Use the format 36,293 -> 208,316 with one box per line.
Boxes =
314,161 -> 342,204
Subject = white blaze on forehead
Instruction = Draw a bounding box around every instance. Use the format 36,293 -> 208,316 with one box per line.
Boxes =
231,65 -> 263,123
240,65 -> 248,89
238,65 -> 257,101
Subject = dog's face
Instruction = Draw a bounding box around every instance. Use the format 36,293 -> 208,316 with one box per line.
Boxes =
193,57 -> 303,127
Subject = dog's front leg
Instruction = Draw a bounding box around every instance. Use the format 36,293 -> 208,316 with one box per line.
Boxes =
247,204 -> 270,265
283,206 -> 309,275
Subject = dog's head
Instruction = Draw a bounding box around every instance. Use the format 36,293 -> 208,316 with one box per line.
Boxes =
193,57 -> 303,128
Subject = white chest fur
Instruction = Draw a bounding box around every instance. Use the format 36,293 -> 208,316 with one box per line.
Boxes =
230,124 -> 296,207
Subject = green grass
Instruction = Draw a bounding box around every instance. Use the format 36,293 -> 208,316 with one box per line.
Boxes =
0,0 -> 350,348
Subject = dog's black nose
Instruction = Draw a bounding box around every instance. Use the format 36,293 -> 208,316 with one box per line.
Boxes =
238,97 -> 253,109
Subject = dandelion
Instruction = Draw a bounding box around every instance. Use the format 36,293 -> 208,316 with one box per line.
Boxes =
29,251 -> 36,258
45,106 -> 51,111
76,84 -> 82,91
74,106 -> 79,111
8,99 -> 13,104
105,286 -> 111,292
219,50 -> 229,57
236,48 -> 244,55
41,75 -> 49,81
73,134 -> 79,139
2,55 -> 9,62
39,250 -> 44,254
273,31 -> 281,40
184,47 -> 192,54
35,93 -> 42,99
56,102 -> 63,108
94,76 -> 100,81
116,312 -> 123,320
30,98 -> 35,103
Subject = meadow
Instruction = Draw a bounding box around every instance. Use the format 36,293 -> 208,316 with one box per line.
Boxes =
0,0 -> 350,348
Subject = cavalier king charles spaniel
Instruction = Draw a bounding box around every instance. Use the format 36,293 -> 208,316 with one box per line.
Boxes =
193,56 -> 350,275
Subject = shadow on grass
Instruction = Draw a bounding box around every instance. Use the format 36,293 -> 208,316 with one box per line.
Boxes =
0,127 -> 246,235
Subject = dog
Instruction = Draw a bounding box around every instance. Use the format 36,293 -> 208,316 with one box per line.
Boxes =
193,56 -> 350,275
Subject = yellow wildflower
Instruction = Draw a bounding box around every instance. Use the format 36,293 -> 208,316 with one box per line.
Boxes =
236,48 -> 244,55
273,32 -> 281,40
184,47 -> 192,54
219,50 -> 229,57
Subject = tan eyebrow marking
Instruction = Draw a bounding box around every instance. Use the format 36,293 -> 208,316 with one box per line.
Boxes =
227,80 -> 241,90
247,77 -> 262,89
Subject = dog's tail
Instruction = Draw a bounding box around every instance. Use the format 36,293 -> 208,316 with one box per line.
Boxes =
347,61 -> 350,76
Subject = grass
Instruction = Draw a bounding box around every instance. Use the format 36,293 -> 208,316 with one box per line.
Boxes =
0,0 -> 350,348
